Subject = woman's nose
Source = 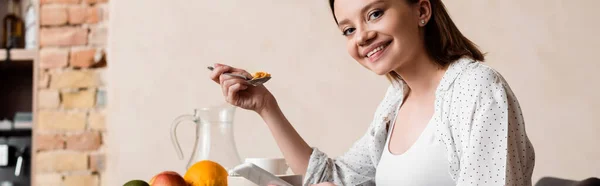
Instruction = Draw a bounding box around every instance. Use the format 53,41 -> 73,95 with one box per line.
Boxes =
356,30 -> 376,46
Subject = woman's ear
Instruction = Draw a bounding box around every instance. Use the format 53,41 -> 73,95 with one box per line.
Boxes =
417,0 -> 432,27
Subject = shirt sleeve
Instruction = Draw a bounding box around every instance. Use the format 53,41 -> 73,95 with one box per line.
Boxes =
456,69 -> 535,186
302,86 -> 399,186
302,139 -> 377,186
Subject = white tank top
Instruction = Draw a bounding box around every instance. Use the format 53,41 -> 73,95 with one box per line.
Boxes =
375,117 -> 456,185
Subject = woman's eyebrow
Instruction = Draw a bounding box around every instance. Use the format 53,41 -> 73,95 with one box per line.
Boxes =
336,0 -> 386,26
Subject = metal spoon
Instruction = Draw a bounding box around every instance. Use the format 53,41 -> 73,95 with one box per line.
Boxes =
207,66 -> 271,86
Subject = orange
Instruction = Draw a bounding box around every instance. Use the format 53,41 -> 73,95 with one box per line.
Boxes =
183,160 -> 228,186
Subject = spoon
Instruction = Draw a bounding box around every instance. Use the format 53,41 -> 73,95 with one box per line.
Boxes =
207,66 -> 271,86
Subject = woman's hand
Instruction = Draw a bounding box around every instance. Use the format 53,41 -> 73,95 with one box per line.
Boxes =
211,65 -> 313,177
209,63 -> 275,113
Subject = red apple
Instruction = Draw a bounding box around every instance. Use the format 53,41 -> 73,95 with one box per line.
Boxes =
149,171 -> 187,186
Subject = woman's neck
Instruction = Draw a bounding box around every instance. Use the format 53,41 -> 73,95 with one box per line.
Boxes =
394,55 -> 447,96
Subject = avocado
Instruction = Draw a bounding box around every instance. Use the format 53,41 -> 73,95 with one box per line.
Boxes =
123,180 -> 150,186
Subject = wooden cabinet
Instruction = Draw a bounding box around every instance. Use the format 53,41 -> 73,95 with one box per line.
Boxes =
0,0 -> 38,184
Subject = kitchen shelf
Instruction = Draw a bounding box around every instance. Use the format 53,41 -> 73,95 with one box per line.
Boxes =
0,49 -> 37,61
0,128 -> 32,137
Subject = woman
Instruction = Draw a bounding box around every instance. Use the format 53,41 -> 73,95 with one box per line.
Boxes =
210,0 -> 535,185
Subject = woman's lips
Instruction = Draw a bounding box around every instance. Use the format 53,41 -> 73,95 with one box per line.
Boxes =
366,41 -> 391,63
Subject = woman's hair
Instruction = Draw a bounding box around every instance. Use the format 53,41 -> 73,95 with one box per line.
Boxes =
328,0 -> 485,82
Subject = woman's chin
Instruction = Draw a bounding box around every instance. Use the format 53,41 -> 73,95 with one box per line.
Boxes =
362,62 -> 391,75
365,61 -> 393,76
371,68 -> 390,76
368,65 -> 390,75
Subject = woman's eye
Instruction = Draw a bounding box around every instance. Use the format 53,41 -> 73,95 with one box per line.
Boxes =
343,28 -> 355,36
368,10 -> 383,21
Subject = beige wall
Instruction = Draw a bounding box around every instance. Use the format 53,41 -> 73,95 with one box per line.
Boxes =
106,0 -> 600,185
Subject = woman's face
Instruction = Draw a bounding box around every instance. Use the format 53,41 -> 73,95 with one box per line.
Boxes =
334,0 -> 427,75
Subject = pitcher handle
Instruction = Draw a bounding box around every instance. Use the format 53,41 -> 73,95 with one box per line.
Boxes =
170,110 -> 199,160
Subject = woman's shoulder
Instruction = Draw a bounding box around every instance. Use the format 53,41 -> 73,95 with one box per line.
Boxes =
448,58 -> 510,94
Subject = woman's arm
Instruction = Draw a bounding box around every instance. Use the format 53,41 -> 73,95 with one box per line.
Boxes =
263,86 -> 397,186
209,63 -> 314,174
455,69 -> 535,186
260,95 -> 383,186
212,64 -> 393,185
298,86 -> 398,186
258,98 -> 314,175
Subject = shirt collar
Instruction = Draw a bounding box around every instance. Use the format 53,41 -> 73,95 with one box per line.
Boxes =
435,57 -> 475,93
382,57 -> 475,124
389,56 -> 475,96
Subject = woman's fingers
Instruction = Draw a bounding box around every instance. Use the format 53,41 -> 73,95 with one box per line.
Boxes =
221,77 -> 249,101
221,76 -> 243,96
217,63 -> 252,79
210,65 -> 232,83
230,70 -> 253,80
210,63 -> 254,83
237,69 -> 254,79
227,83 -> 248,104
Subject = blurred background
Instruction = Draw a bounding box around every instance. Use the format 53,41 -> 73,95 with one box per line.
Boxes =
0,0 -> 598,185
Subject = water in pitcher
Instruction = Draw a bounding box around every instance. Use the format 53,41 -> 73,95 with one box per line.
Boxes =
171,104 -> 242,170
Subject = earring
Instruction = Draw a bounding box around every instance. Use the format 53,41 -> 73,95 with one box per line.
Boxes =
420,20 -> 426,25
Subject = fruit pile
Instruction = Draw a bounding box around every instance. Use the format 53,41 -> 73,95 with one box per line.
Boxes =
123,160 -> 229,186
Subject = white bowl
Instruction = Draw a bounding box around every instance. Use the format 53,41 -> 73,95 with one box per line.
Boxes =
228,174 -> 303,186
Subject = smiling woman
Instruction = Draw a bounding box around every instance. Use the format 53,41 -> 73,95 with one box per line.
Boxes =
209,0 -> 535,186
297,0 -> 534,185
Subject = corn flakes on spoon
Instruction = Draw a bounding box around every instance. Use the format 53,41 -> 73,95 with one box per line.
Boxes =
207,66 -> 271,86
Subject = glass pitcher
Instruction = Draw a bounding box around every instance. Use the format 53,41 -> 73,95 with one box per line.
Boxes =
170,104 -> 242,170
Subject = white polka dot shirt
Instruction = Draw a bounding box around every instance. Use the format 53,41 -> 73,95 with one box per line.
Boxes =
302,57 -> 536,186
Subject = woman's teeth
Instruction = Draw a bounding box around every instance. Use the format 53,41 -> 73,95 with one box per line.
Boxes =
367,44 -> 387,58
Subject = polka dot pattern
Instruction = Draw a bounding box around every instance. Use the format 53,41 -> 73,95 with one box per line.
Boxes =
302,58 -> 535,186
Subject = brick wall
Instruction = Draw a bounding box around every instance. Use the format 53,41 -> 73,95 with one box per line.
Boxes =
36,0 -> 108,185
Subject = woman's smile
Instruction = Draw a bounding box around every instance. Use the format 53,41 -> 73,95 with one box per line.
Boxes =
364,40 -> 393,63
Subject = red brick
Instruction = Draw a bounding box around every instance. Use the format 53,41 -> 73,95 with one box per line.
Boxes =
97,69 -> 107,86
50,70 -> 99,88
39,72 -> 50,88
83,0 -> 107,4
61,88 -> 96,109
64,174 -> 98,186
102,5 -> 109,21
40,48 -> 69,69
36,151 -> 87,172
35,133 -> 64,151
89,110 -> 105,131
35,173 -> 63,186
38,89 -> 60,109
38,110 -> 86,131
40,27 -> 88,47
89,153 -> 105,172
66,131 -> 102,151
68,6 -> 87,24
70,48 -> 96,68
89,25 -> 106,46
40,6 -> 68,26
86,6 -> 101,24
41,0 -> 80,4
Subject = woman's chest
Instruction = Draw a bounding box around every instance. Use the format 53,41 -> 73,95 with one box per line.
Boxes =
387,96 -> 436,155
